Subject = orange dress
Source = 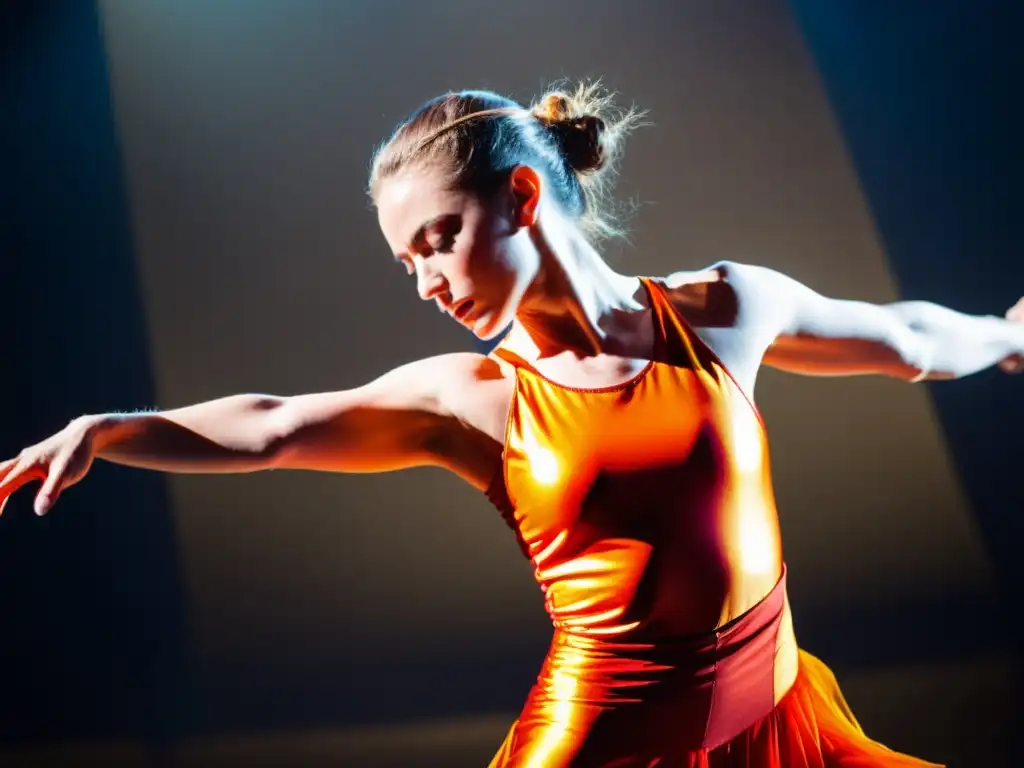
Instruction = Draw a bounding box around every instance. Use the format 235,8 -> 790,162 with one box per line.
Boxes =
484,278 -> 944,767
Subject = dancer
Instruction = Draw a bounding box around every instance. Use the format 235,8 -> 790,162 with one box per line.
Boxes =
2,83 -> 1020,766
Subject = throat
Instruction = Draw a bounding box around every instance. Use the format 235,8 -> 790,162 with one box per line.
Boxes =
506,278 -> 660,390
516,264 -> 651,357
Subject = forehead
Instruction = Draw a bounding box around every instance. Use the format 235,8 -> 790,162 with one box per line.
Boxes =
376,167 -> 470,252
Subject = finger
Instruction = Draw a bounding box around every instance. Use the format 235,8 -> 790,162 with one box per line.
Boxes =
0,464 -> 45,497
34,456 -> 70,516
0,465 -> 46,513
999,355 -> 1024,374
0,457 -> 19,484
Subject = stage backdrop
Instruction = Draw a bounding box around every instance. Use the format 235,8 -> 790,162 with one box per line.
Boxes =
88,0 -> 1002,733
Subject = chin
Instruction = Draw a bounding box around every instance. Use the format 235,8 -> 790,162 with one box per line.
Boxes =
472,310 -> 512,342
472,321 -> 503,341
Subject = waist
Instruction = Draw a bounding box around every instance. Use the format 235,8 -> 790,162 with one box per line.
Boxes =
541,547 -> 787,640
525,565 -> 797,751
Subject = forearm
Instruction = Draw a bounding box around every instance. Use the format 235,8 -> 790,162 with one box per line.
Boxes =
86,394 -> 288,474
890,301 -> 1024,380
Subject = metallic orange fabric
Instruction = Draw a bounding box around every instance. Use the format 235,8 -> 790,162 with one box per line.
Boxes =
484,278 -> 944,767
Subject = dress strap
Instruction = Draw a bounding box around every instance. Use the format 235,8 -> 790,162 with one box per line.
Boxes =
489,341 -> 532,371
639,276 -> 718,374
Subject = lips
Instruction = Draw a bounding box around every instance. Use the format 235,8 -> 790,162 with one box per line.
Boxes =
452,299 -> 476,323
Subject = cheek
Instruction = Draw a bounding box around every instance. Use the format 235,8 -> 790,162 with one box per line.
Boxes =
495,232 -> 538,286
459,235 -> 504,285
466,206 -> 518,281
461,215 -> 530,297
474,242 -> 524,299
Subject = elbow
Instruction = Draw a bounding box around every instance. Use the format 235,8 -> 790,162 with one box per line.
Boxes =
891,323 -> 937,382
897,330 -> 956,382
246,396 -> 294,468
258,433 -> 291,469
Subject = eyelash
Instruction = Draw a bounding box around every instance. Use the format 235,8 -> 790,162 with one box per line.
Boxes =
400,234 -> 456,275
432,233 -> 456,253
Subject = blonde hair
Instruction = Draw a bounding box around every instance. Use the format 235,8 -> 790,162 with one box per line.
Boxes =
369,81 -> 645,242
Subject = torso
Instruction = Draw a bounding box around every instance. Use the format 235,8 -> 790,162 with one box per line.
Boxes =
436,271 -> 786,627
432,273 -> 801,757
437,269 -> 766,493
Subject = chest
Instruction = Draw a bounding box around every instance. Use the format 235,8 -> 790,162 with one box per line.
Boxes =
504,364 -> 736,526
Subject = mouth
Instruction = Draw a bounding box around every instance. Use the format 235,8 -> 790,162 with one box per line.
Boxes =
451,298 -> 477,323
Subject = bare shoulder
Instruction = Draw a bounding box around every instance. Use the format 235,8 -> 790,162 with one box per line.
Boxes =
373,352 -> 511,489
660,261 -> 792,328
663,264 -> 728,291
428,351 -> 516,444
664,260 -> 772,296
655,262 -> 794,397
364,351 -> 511,434
382,351 -> 506,391
418,351 -> 514,395
660,262 -> 742,329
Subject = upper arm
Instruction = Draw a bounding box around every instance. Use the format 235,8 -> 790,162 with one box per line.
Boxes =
268,354 -> 477,474
718,262 -> 927,379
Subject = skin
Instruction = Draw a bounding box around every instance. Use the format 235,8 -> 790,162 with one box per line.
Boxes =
0,163 -> 1022,522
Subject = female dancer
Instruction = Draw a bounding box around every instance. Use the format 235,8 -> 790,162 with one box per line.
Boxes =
1,83 -> 1020,766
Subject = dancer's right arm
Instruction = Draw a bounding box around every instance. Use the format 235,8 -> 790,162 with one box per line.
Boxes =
0,354 -> 470,517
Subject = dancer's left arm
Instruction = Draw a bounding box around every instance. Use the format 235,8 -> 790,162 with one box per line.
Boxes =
721,262 -> 1024,382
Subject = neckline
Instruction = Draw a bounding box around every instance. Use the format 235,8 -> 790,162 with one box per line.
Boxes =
492,277 -> 662,395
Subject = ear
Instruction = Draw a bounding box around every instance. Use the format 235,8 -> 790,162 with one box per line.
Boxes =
508,165 -> 542,228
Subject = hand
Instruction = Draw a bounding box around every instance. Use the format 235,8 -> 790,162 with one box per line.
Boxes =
999,297 -> 1024,374
0,417 -> 102,517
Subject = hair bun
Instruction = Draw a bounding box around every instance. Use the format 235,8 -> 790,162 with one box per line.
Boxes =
534,93 -> 572,122
533,93 -> 607,173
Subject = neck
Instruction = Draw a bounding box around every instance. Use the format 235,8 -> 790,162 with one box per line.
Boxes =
510,219 -> 647,360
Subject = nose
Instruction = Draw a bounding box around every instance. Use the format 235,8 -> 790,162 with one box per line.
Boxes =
416,261 -> 448,303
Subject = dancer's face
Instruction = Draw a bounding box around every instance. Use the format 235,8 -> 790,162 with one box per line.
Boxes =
376,165 -> 541,340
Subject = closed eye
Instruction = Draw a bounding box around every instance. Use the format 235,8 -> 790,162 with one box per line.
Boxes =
395,213 -> 462,272
422,214 -> 462,255
431,232 -> 456,253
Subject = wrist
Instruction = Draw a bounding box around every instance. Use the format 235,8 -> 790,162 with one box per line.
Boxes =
1010,321 -> 1024,357
75,413 -> 131,452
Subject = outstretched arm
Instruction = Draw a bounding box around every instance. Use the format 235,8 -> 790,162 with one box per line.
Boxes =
722,262 -> 1024,382
0,354 -> 479,516
92,356 -> 459,474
